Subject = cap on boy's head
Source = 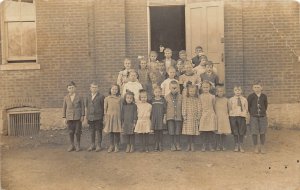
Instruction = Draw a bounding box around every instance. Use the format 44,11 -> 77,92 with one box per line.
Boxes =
67,81 -> 76,87
252,80 -> 263,86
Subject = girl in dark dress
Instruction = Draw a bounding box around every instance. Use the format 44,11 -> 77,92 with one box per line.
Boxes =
121,91 -> 137,153
150,86 -> 167,151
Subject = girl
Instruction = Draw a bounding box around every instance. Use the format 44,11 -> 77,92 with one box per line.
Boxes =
199,81 -> 217,152
146,72 -> 159,101
134,90 -> 152,152
150,86 -> 166,152
178,62 -> 201,95
182,82 -> 200,152
137,57 -> 150,89
215,85 -> 231,151
121,91 -> 138,153
117,58 -> 132,93
103,84 -> 122,153
122,70 -> 143,101
148,51 -> 159,72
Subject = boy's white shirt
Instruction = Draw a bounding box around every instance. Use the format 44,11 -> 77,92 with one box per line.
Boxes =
70,93 -> 75,102
91,93 -> 97,100
161,78 -> 178,96
228,95 -> 248,117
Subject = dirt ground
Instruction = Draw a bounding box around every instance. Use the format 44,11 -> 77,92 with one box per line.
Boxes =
1,127 -> 300,190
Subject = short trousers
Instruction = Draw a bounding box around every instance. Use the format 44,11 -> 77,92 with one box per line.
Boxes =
88,119 -> 103,131
229,116 -> 246,136
249,116 -> 268,135
67,120 -> 82,135
167,120 -> 182,135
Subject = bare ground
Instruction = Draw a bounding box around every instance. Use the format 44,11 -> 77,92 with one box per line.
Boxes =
1,127 -> 300,190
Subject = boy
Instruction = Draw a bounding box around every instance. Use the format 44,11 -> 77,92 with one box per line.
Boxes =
200,61 -> 220,94
247,80 -> 268,154
191,46 -> 206,67
86,82 -> 105,152
177,50 -> 188,63
156,61 -> 168,86
175,59 -> 185,79
63,81 -> 85,152
162,48 -> 177,70
161,66 -> 178,97
157,44 -> 165,61
165,80 -> 183,151
228,86 -> 248,153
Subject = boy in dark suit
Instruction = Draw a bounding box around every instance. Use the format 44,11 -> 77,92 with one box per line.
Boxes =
86,82 -> 105,152
191,46 -> 206,67
63,81 -> 85,152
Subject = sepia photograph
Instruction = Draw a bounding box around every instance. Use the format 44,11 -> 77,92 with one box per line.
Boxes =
0,0 -> 300,189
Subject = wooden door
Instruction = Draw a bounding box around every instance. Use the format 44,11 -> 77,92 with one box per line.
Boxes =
185,1 -> 225,83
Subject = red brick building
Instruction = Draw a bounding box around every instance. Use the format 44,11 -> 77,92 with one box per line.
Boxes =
0,0 -> 300,134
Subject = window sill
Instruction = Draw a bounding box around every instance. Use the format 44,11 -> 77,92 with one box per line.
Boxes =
0,63 -> 40,71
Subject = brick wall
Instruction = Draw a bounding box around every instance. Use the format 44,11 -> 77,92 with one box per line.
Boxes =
224,0 -> 245,96
125,0 -> 148,69
1,0 -> 300,132
242,0 -> 300,103
94,0 -> 126,94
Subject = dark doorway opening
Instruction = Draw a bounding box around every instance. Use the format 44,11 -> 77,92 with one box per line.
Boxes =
150,6 -> 185,60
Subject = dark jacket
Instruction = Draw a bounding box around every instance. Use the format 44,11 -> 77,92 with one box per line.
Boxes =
247,93 -> 268,117
63,94 -> 85,120
85,92 -> 105,121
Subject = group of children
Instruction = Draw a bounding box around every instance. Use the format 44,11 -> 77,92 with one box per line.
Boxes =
62,46 -> 268,154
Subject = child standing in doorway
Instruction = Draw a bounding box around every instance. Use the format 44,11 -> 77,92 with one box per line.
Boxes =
228,86 -> 248,153
63,81 -> 85,152
104,84 -> 122,153
148,51 -> 159,72
162,48 -> 177,70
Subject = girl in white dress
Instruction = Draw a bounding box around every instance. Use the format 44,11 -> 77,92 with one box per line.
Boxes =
215,85 -> 231,151
134,90 -> 152,152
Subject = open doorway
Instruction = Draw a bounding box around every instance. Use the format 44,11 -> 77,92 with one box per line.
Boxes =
149,6 -> 185,60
